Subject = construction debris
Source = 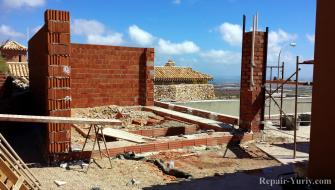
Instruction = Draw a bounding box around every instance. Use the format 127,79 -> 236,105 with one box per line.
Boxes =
116,152 -> 193,179
126,178 -> 141,186
72,105 -> 190,130
54,180 -> 67,186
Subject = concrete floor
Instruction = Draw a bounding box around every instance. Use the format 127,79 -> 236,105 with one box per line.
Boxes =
174,97 -> 312,117
257,123 -> 310,165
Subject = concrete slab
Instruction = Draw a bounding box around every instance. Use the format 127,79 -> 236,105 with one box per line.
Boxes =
256,143 -> 309,164
145,106 -> 233,131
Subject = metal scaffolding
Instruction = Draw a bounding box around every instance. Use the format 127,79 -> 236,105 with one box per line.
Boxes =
264,56 -> 314,158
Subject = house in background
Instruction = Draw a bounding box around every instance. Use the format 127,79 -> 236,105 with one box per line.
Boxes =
0,40 -> 28,63
0,40 -> 29,99
154,59 -> 216,101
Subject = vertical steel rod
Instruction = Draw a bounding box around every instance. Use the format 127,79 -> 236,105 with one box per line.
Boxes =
268,67 -> 273,119
294,56 -> 299,159
280,62 -> 285,129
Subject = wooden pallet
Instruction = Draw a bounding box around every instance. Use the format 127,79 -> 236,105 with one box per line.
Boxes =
0,133 -> 41,190
0,157 -> 28,190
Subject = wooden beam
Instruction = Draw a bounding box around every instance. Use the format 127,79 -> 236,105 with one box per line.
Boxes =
0,114 -> 121,125
0,158 -> 18,184
0,180 -> 9,190
102,128 -> 154,143
12,177 -> 24,190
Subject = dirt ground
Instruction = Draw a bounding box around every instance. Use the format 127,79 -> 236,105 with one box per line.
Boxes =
30,143 -> 280,190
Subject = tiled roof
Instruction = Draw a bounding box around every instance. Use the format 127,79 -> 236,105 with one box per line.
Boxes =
7,62 -> 29,78
154,66 -> 213,82
0,40 -> 27,51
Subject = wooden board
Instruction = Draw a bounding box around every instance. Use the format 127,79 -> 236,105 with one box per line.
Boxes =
101,128 -> 155,143
0,114 -> 121,125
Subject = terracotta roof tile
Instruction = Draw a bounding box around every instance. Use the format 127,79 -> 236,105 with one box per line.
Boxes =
7,62 -> 29,78
154,66 -> 213,82
0,40 -> 27,51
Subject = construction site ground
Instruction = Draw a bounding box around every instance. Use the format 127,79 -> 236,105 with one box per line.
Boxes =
29,118 -> 311,189
30,143 -> 281,190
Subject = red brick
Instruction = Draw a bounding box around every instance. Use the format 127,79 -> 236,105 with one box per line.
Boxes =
107,147 -> 125,156
124,145 -> 141,153
194,138 -> 207,146
140,144 -> 155,153
153,128 -> 167,137
181,140 -> 195,147
154,142 -> 169,151
168,141 -> 183,150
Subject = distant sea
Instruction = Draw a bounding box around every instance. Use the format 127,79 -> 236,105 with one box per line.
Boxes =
210,76 -> 313,85
210,76 -> 240,85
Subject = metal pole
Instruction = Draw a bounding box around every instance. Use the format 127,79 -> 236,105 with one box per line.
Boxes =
265,88 -> 289,117
268,67 -> 273,119
293,56 -> 299,159
280,62 -> 285,130
277,49 -> 282,89
250,15 -> 256,89
265,69 -> 300,100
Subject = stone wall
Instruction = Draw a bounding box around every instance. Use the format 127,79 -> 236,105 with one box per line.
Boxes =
154,84 -> 215,102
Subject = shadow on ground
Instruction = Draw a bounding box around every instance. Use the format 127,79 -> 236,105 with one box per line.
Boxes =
272,142 -> 310,154
143,161 -> 331,190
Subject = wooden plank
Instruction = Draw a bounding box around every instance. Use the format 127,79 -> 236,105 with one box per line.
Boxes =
0,158 -> 18,183
0,169 -> 7,183
19,183 -> 29,190
0,180 -> 9,190
101,128 -> 155,143
0,114 -> 121,125
12,176 -> 24,190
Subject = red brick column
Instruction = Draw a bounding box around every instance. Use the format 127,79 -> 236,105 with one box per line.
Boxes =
45,10 -> 71,159
139,48 -> 154,106
144,48 -> 154,106
239,30 -> 268,132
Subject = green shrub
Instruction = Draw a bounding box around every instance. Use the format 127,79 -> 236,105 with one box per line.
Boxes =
0,55 -> 8,74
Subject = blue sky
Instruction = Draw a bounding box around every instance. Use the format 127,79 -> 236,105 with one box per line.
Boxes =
0,0 -> 316,81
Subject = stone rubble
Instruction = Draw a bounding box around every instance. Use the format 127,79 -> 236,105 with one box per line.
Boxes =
71,105 -> 189,130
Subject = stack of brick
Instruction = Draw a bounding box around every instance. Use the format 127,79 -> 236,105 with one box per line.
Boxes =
239,30 -> 268,132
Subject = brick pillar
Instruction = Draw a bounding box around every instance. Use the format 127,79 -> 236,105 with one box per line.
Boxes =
45,10 -> 72,160
145,48 -> 154,106
139,48 -> 154,106
239,30 -> 268,132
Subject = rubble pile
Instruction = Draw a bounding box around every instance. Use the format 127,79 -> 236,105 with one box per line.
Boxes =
72,105 -> 187,130
12,77 -> 29,89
